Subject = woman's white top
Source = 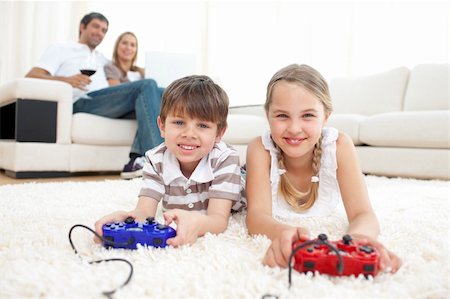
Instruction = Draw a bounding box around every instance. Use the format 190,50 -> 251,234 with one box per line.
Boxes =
261,127 -> 341,219
127,71 -> 142,82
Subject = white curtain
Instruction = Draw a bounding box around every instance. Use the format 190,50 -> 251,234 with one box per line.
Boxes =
1,1 -> 448,106
0,1 -> 87,85
206,1 -> 449,106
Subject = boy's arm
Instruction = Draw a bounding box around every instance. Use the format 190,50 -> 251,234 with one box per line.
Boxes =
132,196 -> 160,221
164,198 -> 232,246
93,196 -> 159,243
196,197 -> 233,235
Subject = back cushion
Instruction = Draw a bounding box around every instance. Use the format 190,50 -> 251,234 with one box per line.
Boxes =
403,64 -> 450,111
329,67 -> 410,115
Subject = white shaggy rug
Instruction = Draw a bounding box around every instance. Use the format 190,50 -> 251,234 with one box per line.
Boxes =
0,175 -> 449,299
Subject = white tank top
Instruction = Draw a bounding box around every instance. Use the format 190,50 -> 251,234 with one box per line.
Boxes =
261,127 -> 341,220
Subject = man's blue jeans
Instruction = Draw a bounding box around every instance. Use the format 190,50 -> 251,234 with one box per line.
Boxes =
73,79 -> 164,158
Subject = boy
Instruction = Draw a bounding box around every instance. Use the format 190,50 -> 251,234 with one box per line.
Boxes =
94,75 -> 245,246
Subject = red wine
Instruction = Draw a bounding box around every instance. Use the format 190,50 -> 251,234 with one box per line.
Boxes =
80,69 -> 96,76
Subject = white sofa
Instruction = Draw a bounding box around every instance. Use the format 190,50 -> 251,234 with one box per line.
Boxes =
227,64 -> 450,180
0,78 -> 266,178
0,79 -> 132,178
0,64 -> 448,179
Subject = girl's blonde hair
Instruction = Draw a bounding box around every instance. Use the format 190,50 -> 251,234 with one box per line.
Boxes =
112,32 -> 144,78
265,64 -> 333,211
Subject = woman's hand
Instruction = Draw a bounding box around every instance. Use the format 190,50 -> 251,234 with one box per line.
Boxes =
163,209 -> 201,246
263,227 -> 310,268
350,233 -> 402,273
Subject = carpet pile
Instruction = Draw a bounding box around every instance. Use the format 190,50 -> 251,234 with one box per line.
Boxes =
0,175 -> 448,298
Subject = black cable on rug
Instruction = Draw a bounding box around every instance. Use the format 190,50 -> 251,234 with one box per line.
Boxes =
68,224 -> 134,299
287,236 -> 344,288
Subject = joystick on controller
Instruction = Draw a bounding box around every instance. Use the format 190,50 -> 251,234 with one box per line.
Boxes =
290,234 -> 380,277
102,217 -> 176,249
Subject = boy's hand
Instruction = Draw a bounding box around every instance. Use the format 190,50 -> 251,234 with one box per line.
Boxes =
163,209 -> 201,246
93,211 -> 137,244
350,233 -> 402,273
263,227 -> 310,268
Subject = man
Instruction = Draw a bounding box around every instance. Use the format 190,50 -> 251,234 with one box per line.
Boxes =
25,12 -> 164,179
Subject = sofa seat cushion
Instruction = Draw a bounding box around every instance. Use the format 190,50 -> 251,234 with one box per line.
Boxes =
360,110 -> 450,148
327,114 -> 367,145
72,113 -> 136,146
223,114 -> 268,144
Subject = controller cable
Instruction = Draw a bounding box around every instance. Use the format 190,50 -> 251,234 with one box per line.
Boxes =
287,235 -> 344,288
260,235 -> 344,299
68,224 -> 135,299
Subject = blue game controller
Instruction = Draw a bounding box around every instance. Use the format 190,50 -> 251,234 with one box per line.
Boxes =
102,216 -> 176,249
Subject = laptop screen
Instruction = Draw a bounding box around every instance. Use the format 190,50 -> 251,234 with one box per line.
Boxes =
144,51 -> 198,88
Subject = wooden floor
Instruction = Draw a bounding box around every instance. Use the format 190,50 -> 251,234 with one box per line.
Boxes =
0,170 -> 121,185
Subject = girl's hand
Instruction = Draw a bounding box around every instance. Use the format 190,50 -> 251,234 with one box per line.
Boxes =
263,227 -> 310,268
163,209 -> 201,246
350,233 -> 402,273
93,210 -> 137,243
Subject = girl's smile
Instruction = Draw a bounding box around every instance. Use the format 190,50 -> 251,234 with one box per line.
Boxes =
284,136 -> 307,145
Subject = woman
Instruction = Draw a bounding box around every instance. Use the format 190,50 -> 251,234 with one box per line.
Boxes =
104,32 -> 145,86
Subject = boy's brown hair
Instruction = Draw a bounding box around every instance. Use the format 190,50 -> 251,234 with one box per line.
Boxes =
159,75 -> 229,134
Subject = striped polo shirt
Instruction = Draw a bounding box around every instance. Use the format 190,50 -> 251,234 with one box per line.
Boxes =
139,141 -> 245,213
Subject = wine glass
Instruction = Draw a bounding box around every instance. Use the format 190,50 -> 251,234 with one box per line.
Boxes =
80,52 -> 97,77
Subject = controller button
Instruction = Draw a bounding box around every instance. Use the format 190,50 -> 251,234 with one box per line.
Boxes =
359,245 -> 374,254
186,188 -> 192,194
153,238 -> 163,246
304,261 -> 315,270
106,223 -> 112,227
146,217 -> 155,224
318,234 -> 328,241
307,247 -> 314,252
188,203 -> 194,209
363,264 -> 375,272
124,217 -> 134,224
342,234 -> 353,244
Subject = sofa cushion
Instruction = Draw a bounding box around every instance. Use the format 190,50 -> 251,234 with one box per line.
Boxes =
223,114 -> 268,144
327,114 -> 367,145
403,64 -> 450,111
329,67 -> 410,115
360,110 -> 450,149
72,113 -> 268,147
72,113 -> 136,146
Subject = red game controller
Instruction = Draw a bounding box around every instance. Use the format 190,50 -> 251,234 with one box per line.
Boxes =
289,233 -> 380,282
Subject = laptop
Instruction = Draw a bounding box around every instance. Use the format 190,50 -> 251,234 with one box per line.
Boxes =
145,51 -> 198,88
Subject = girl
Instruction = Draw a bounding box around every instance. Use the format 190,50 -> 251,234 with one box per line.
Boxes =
104,32 -> 144,86
245,64 -> 401,272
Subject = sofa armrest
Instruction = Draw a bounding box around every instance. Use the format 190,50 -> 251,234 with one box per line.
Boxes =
0,78 -> 73,144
